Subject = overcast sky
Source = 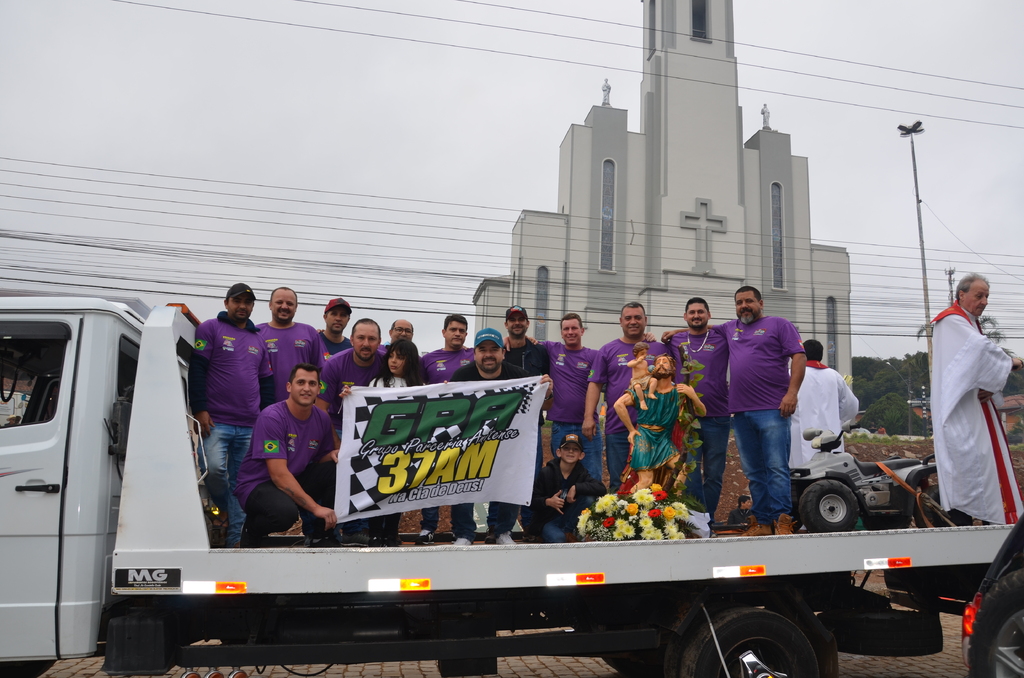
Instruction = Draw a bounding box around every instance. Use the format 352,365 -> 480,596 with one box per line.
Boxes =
1,0 -> 1022,358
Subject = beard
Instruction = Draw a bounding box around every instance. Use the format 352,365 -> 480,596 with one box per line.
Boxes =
651,365 -> 675,380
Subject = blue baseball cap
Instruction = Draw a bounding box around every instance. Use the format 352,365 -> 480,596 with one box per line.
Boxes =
474,328 -> 503,348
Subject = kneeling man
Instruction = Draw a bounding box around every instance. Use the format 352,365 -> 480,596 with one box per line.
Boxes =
235,363 -> 341,547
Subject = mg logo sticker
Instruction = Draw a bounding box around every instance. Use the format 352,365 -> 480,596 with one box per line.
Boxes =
114,568 -> 182,591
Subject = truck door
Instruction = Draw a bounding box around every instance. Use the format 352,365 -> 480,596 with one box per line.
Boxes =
0,320 -> 75,661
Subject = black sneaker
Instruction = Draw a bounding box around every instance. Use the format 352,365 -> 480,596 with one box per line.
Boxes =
385,535 -> 401,548
307,535 -> 343,548
484,526 -> 496,544
414,530 -> 435,545
340,529 -> 370,546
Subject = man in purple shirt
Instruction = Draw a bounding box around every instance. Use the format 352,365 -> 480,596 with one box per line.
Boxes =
542,313 -> 603,482
258,287 -> 325,402
188,283 -> 275,547
319,297 -> 353,360
415,314 -> 474,543
316,318 -> 382,543
584,302 -> 667,492
662,297 -> 731,520
236,363 -> 340,548
721,286 -> 806,536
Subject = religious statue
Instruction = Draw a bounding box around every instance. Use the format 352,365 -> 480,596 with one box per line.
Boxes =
614,353 -> 706,491
602,79 -> 611,107
761,103 -> 771,130
627,342 -> 658,411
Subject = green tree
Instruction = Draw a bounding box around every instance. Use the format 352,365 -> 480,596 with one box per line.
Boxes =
858,392 -> 922,436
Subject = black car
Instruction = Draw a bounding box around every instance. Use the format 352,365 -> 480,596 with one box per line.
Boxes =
964,519 -> 1024,676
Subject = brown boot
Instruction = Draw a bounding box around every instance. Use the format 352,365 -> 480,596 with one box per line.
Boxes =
738,515 -> 772,537
773,513 -> 794,536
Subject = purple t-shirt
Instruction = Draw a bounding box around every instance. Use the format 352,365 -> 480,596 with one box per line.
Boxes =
720,316 -> 804,413
421,347 -> 474,385
667,326 -> 730,418
258,322 -> 325,402
542,342 -> 599,423
589,339 -> 668,436
194,317 -> 273,427
233,401 -> 335,510
319,348 -> 382,429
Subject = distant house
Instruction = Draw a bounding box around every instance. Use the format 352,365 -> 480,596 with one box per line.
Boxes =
999,394 -> 1024,433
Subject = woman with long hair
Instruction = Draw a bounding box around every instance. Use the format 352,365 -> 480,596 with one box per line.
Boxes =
366,339 -> 424,546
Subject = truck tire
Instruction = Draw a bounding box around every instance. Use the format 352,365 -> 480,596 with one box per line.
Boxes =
968,569 -> 1024,676
817,609 -> 941,656
799,480 -> 859,533
861,514 -> 912,531
0,660 -> 56,678
665,606 -> 819,678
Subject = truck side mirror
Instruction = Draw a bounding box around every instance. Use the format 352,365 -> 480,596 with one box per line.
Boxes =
106,397 -> 133,459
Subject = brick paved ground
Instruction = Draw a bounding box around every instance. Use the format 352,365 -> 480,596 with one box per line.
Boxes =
41,611 -> 967,678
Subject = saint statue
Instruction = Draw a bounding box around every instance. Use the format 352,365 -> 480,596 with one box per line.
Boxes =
602,79 -> 611,107
761,104 -> 771,130
613,353 -> 705,491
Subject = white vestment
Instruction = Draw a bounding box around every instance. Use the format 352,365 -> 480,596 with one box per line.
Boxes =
789,364 -> 859,466
932,305 -> 1022,524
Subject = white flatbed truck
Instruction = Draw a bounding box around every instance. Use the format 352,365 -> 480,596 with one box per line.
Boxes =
0,297 -> 1008,678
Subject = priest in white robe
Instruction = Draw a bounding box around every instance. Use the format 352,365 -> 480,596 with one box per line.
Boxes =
789,340 -> 859,466
932,273 -> 1024,525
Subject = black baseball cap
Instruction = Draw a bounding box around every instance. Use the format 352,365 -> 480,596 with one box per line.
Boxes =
505,305 -> 529,320
558,434 -> 584,450
225,283 -> 256,301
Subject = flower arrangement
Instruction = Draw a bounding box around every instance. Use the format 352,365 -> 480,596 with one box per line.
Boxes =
576,484 -> 704,541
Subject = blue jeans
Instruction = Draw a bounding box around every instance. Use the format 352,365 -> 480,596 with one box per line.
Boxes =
550,421 -> 604,485
605,431 -> 630,493
203,423 -> 252,547
420,506 -> 439,533
541,495 -> 595,543
452,502 -> 517,541
684,416 -> 731,519
732,409 -> 792,524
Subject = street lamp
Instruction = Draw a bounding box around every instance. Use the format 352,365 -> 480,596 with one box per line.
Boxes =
885,360 -> 913,435
898,120 -> 933,378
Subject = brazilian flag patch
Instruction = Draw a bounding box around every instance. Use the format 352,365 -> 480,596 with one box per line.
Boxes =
195,339 -> 208,350
319,380 -> 327,395
263,440 -> 281,454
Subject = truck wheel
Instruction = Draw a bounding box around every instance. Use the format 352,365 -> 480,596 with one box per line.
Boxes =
665,606 -> 819,678
818,609 -> 941,656
861,514 -> 912,530
968,569 -> 1024,676
0,660 -> 56,678
799,480 -> 859,532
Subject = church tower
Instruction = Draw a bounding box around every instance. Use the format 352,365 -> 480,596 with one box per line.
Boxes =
474,1 -> 852,374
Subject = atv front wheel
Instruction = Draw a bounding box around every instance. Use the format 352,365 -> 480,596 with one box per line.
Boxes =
798,479 -> 859,532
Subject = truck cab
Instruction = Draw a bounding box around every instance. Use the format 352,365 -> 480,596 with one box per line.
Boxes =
0,297 -> 145,676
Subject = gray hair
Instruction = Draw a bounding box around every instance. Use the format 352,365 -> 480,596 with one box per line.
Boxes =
957,273 -> 990,299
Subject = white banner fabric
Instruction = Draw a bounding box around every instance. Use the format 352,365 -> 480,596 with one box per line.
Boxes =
335,376 -> 547,521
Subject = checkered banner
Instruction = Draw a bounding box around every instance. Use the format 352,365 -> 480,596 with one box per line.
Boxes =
335,376 -> 548,521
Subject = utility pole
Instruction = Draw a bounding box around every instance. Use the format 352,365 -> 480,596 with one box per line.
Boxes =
898,121 -> 933,378
945,267 -> 956,306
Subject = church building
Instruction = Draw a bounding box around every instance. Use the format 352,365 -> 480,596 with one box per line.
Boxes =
473,0 -> 852,373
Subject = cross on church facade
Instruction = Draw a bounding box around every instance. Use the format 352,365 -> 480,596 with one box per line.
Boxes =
680,198 -> 728,275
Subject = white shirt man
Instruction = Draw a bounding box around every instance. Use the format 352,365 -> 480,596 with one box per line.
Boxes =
788,339 -> 859,467
932,274 -> 1024,525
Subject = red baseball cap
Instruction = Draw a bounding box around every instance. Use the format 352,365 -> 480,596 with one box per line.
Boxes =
324,298 -> 352,315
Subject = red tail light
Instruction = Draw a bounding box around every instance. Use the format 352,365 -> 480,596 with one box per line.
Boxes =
963,592 -> 982,638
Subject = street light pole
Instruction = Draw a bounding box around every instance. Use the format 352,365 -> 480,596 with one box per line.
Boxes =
898,121 -> 933,379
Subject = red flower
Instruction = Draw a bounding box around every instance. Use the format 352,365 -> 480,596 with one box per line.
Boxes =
603,517 -> 615,528
653,491 -> 668,501
648,509 -> 662,518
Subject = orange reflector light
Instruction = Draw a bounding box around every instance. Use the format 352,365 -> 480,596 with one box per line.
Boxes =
963,592 -> 982,638
400,579 -> 431,591
183,581 -> 247,594
713,565 -> 766,578
864,557 -> 912,570
546,572 -> 607,587
166,303 -> 201,327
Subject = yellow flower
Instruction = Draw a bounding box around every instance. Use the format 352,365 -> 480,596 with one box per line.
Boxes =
671,502 -> 690,519
626,503 -> 639,516
594,495 -> 616,513
581,508 -> 590,515
613,519 -> 633,540
665,522 -> 679,538
650,484 -> 663,492
633,488 -> 655,507
639,516 -> 654,530
577,511 -> 590,534
641,526 -> 664,540
663,506 -> 676,520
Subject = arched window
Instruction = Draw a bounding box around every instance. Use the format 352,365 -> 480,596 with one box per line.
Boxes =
601,160 -> 615,271
536,266 -> 549,341
771,182 -> 784,289
826,296 -> 838,369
